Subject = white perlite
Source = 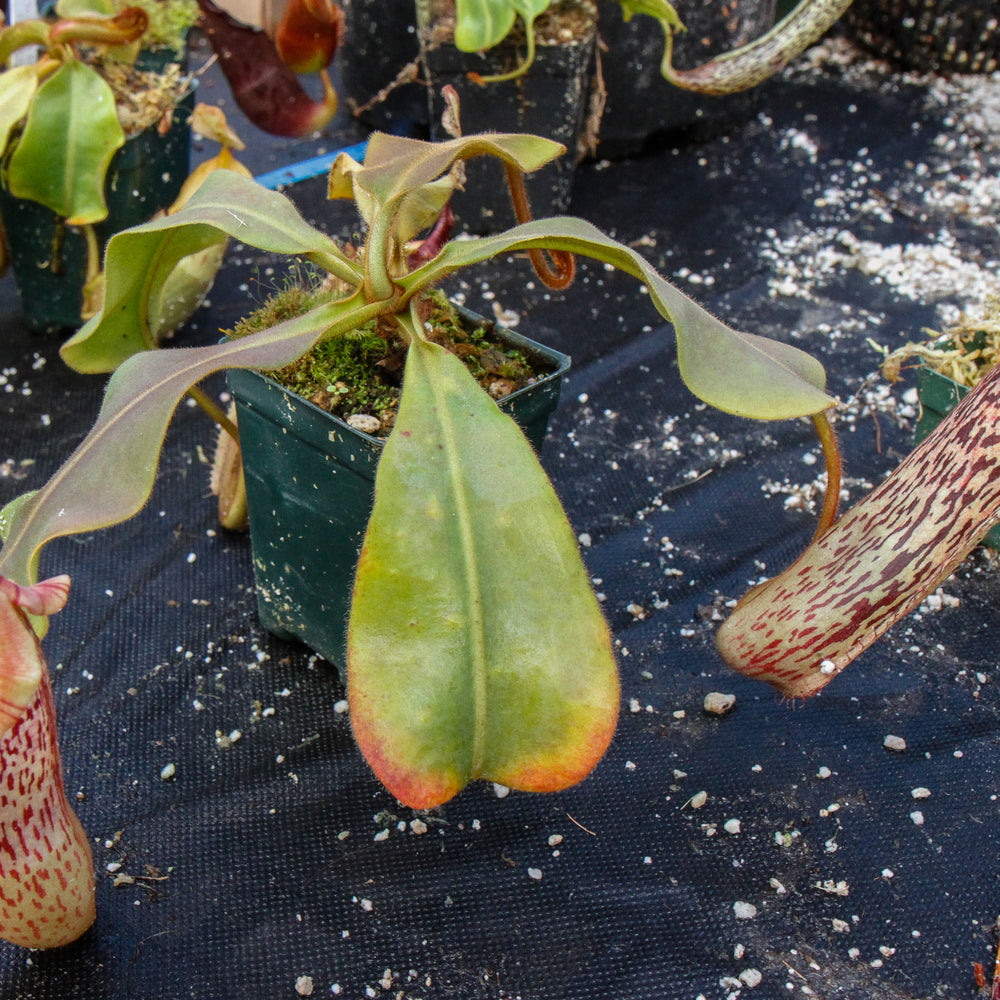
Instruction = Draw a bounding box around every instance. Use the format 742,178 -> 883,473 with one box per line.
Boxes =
733,901 -> 758,920
883,735 -> 907,752
761,39 -> 1000,325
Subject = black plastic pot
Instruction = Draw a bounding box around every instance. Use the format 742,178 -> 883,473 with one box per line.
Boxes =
0,90 -> 193,334
593,0 -> 777,159
417,1 -> 597,233
338,0 -> 428,135
844,0 -> 1000,73
228,310 -> 571,675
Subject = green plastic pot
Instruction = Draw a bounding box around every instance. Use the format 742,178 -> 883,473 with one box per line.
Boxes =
0,90 -> 193,334
915,361 -> 1000,548
228,310 -> 571,675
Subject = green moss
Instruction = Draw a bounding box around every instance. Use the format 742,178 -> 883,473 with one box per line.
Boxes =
226,284 -> 553,436
120,0 -> 200,52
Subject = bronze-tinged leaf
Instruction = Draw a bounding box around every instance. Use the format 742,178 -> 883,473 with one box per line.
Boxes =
348,338 -> 618,808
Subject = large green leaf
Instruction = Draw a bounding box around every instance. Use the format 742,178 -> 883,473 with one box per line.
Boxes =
0,296 -> 384,589
401,217 -> 834,420
348,338 -> 619,809
61,170 -> 361,373
8,60 -> 124,225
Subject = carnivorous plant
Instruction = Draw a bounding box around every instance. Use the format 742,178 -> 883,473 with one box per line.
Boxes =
0,125 -> 835,943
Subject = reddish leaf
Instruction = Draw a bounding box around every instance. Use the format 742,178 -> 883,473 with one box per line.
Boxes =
197,0 -> 337,137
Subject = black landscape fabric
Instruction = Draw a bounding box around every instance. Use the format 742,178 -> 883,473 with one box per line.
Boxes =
1,30 -> 999,1000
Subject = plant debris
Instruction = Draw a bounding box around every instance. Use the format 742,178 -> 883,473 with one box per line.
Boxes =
95,60 -> 191,136
877,295 -> 1000,389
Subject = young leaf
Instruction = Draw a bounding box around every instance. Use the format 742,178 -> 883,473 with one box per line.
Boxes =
348,338 -> 619,809
400,217 -> 834,420
355,131 -> 565,299
355,131 -> 564,211
716,360 -> 1000,699
453,0 -> 550,79
7,60 -> 124,225
453,0 -> 517,53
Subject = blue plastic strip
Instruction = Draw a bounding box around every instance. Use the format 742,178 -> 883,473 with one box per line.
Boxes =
254,140 -> 369,191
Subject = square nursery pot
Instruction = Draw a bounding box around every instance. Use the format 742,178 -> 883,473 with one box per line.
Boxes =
227,307 -> 571,676
593,0 -> 777,159
915,360 -> 1000,548
338,0 -> 428,135
0,90 -> 193,334
844,0 -> 1000,73
417,0 -> 597,233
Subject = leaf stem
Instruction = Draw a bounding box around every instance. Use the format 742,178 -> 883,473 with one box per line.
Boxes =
811,408 -> 841,540
187,384 -> 239,442
502,162 -> 575,290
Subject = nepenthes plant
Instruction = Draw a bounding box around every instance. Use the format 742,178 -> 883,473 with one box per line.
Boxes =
0,124 -> 835,945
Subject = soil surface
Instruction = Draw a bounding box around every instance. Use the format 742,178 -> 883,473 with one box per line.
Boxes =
227,287 -> 556,437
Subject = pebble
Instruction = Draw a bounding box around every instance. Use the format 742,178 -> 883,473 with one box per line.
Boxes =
883,734 -> 907,751
910,787 -> 931,799
346,414 -> 381,434
159,763 -> 176,781
733,901 -> 758,920
703,692 -> 736,715
294,975 -> 314,996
